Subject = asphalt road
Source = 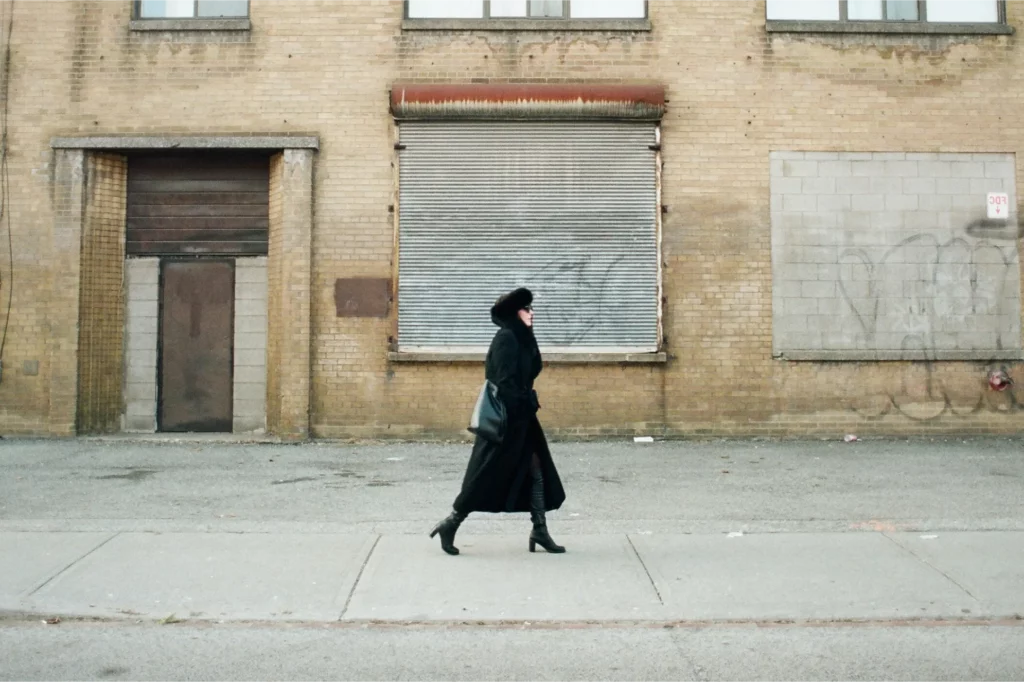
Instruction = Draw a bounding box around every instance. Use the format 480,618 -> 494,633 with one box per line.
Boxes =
2,620 -> 1023,681
2,437 -> 1023,534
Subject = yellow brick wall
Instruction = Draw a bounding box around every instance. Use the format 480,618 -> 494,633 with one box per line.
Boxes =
76,152 -> 127,433
0,0 -> 1022,437
266,151 -> 284,434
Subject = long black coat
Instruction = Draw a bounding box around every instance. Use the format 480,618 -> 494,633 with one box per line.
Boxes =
453,318 -> 566,514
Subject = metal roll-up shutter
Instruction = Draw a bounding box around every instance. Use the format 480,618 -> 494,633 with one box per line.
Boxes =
398,122 -> 658,352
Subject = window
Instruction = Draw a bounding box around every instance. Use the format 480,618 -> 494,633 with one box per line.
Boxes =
767,0 -> 1001,23
406,0 -> 646,20
135,0 -> 249,19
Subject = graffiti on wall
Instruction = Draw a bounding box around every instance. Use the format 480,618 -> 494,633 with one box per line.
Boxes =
839,217 -> 1023,422
836,229 -> 1019,352
525,253 -> 629,346
847,357 -> 1023,422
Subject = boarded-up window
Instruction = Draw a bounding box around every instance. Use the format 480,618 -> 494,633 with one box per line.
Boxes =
769,150 -> 1021,361
127,152 -> 270,256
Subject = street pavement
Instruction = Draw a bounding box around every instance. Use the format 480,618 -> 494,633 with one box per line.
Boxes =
2,436 -> 1023,626
3,619 -> 1023,681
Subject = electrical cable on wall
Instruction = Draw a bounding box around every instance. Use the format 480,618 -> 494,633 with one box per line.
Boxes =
0,0 -> 14,378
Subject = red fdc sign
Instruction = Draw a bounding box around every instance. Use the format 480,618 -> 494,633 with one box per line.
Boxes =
987,192 -> 1009,219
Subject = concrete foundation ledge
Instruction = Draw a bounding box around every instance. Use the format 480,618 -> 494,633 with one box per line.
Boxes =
776,350 -> 1023,361
765,20 -> 1013,35
401,18 -> 651,31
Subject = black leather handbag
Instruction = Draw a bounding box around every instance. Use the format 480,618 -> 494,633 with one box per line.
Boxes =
468,380 -> 506,443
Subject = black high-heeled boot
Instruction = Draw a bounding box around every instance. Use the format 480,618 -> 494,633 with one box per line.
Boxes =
529,472 -> 565,554
429,509 -> 466,555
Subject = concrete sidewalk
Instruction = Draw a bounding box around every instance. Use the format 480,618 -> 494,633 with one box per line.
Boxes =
2,528 -> 1022,624
2,437 -> 1024,625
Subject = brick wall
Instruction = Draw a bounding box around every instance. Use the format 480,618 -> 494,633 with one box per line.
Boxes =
266,149 -> 312,439
76,152 -> 127,433
43,148 -> 86,436
1,1 -> 1022,437
265,152 -> 284,435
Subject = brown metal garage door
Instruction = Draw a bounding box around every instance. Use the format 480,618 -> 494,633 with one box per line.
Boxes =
159,260 -> 235,433
127,152 -> 270,256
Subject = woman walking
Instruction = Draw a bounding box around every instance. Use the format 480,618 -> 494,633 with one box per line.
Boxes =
430,287 -> 566,556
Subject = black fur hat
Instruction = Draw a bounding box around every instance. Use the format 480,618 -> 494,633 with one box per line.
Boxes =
490,287 -> 533,321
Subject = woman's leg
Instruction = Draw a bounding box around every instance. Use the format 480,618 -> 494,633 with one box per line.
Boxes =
528,451 -> 565,553
430,505 -> 467,556
430,490 -> 469,557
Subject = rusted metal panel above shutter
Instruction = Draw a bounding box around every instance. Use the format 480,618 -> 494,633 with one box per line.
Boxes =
398,121 -> 659,352
391,84 -> 666,121
127,152 -> 270,256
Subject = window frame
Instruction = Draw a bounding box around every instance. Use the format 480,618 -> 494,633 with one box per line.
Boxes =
766,0 -> 1013,34
401,0 -> 647,21
134,0 -> 249,20
835,0 -> 1003,21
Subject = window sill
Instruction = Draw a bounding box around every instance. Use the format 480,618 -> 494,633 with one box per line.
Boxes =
130,18 -> 251,32
766,20 -> 1013,35
776,350 -> 1023,362
388,351 -> 667,364
402,18 -> 651,32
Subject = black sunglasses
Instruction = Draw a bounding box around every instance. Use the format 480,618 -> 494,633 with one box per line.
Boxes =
522,305 -> 533,312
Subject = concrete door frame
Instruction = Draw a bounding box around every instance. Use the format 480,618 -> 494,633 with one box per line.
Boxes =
50,135 -> 318,439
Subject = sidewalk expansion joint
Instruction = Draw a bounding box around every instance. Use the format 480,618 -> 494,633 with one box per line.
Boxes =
27,532 -> 121,597
338,534 -> 380,620
626,534 -> 664,605
881,532 -> 980,603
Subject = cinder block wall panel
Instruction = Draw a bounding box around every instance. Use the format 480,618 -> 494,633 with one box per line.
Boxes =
771,151 -> 1020,359
3,1 -> 1024,436
122,258 -> 159,433
234,257 -> 268,434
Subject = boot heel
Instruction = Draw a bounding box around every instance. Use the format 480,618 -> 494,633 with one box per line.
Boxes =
529,538 -> 536,553
431,511 -> 465,556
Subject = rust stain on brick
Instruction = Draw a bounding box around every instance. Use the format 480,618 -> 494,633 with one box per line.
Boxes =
761,33 -> 1015,95
393,82 -> 663,106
